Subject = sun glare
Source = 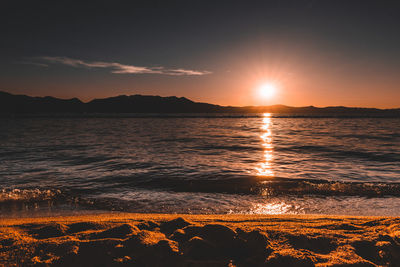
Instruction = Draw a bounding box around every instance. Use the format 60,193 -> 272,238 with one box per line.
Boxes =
258,83 -> 277,100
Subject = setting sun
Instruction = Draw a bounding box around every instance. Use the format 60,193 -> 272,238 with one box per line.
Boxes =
257,83 -> 277,100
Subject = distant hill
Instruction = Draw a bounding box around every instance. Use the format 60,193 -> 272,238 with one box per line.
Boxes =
1,91 -> 399,117
0,91 -> 83,113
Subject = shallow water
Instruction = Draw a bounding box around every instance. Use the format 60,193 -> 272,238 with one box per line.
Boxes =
1,115 -> 400,216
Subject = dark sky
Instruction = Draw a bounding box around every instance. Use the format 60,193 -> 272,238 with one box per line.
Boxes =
1,0 -> 399,107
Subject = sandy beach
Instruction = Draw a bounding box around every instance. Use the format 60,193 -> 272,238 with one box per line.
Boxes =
1,213 -> 399,266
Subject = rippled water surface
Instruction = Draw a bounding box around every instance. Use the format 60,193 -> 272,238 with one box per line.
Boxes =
1,115 -> 400,216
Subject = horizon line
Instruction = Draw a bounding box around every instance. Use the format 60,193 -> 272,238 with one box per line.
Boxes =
1,90 -> 399,110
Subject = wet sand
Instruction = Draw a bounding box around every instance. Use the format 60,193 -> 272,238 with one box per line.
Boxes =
1,213 -> 400,266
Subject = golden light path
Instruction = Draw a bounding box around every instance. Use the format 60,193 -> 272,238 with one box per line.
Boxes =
251,113 -> 296,214
255,113 -> 274,177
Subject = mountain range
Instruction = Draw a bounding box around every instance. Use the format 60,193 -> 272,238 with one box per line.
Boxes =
1,91 -> 399,117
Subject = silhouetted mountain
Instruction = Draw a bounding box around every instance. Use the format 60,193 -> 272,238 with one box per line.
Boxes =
0,91 -> 83,113
86,95 -> 225,113
1,91 -> 399,117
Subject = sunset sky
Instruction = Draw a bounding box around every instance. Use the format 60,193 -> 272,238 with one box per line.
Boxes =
1,0 -> 399,108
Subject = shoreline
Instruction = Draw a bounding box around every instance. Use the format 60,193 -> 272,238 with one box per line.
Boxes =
1,213 -> 400,266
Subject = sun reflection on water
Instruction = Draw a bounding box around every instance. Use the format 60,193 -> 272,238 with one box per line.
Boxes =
255,113 -> 274,177
250,202 -> 294,215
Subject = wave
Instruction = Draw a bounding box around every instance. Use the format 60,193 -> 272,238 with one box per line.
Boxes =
256,179 -> 400,197
131,177 -> 400,197
276,145 -> 400,163
0,188 -> 64,202
2,178 -> 400,208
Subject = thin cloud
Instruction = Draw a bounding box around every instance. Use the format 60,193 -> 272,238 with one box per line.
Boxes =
16,61 -> 49,67
32,56 -> 211,76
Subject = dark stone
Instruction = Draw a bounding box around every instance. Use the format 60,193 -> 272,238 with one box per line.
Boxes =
29,223 -> 69,239
182,236 -> 217,260
170,229 -> 187,243
160,217 -> 191,235
89,224 -> 139,239
136,220 -> 159,231
266,252 -> 315,267
66,222 -> 105,234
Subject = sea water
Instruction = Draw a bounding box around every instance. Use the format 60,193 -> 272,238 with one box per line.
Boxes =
1,115 -> 399,216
